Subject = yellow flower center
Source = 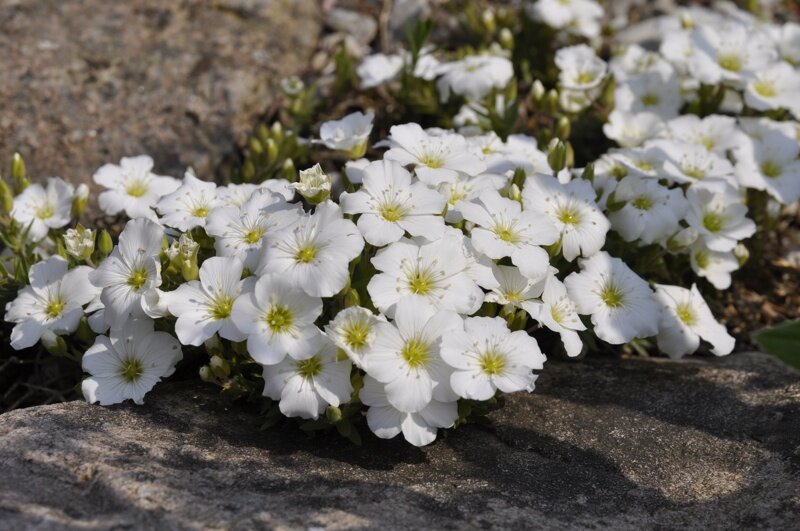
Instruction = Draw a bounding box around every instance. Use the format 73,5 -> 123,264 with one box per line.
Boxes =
610,165 -> 629,178
761,160 -> 782,178
636,160 -> 654,171
343,321 -> 370,350
600,283 -> 625,308
753,80 -> 776,98
295,245 -> 317,263
407,268 -> 436,295
505,291 -> 522,304
641,93 -> 660,107
494,224 -> 519,243
401,338 -> 430,368
295,356 -> 323,379
479,350 -> 506,376
556,205 -> 581,226
631,196 -> 653,211
550,304 -> 565,324
718,54 -> 742,72
127,268 -> 149,290
192,206 -> 209,218
420,153 -> 444,169
576,71 -> 597,84
45,298 -> 65,318
119,358 -> 144,383
35,204 -> 54,220
265,304 -> 293,332
702,212 -> 725,233
698,136 -> 716,151
676,303 -> 697,326
126,180 -> 149,198
210,295 -> 234,320
694,249 -> 709,269
379,203 -> 405,222
683,166 -> 705,180
244,229 -> 264,244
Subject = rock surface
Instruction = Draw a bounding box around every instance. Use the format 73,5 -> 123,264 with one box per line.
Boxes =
1,352 -> 798,529
0,0 -> 321,185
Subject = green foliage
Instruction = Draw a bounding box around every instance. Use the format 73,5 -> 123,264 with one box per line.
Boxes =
755,320 -> 800,370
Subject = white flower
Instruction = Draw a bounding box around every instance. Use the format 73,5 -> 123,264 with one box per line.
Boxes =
484,264 -> 546,309
603,111 -> 664,148
89,218 -> 164,327
319,111 -> 374,158
367,233 -> 487,318
340,160 -> 446,246
357,53 -> 404,89
359,375 -> 457,447
325,306 -> 384,369
487,134 -> 552,176
262,336 -> 353,420
364,298 -> 461,413
664,114 -> 741,154
743,62 -> 800,114
522,274 -> 586,357
456,190 -> 558,281
438,172 -> 508,223
383,123 -> 486,185
522,174 -> 610,261
777,22 -> 800,66
343,158 -> 370,185
652,140 -> 737,186
441,316 -> 545,400
555,44 -> 607,91
654,283 -> 735,358
737,116 -> 799,143
167,256 -> 247,346
257,201 -> 364,298
610,44 -> 675,83
608,176 -> 688,244
63,226 -> 96,260
217,181 -> 294,207
685,180 -> 755,252
689,242 -> 739,290
5,257 -> 97,349
606,146 -> 663,179
564,252 -> 661,344
735,130 -> 800,205
205,188 -> 302,270
292,164 -> 332,204
81,319 -> 182,405
11,177 -> 74,241
156,171 -> 219,231
231,273 -> 323,365
688,23 -> 777,86
528,0 -> 604,39
93,156 -> 180,220
435,55 -> 514,102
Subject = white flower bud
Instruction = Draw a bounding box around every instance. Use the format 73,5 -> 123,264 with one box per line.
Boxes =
293,163 -> 332,204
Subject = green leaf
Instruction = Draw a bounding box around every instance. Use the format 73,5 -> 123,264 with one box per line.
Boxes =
755,320 -> 800,370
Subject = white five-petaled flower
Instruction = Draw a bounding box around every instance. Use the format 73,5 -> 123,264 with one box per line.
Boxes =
325,306 -> 385,369
555,44 -> 607,91
522,174 -> 610,262
365,298 -> 462,413
257,201 -> 364,298
167,256 -> 247,346
5,256 -> 97,349
11,177 -> 74,241
654,283 -> 735,359
564,252 -> 661,345
89,218 -> 164,328
205,188 -> 302,269
522,274 -> 586,357
81,319 -> 182,406
359,375 -> 458,447
340,159 -> 446,246
383,123 -> 486,185
319,111 -> 374,158
603,111 -> 664,148
262,336 -> 353,420
689,242 -> 739,290
608,176 -> 688,245
367,233 -> 487,318
653,140 -> 737,186
456,189 -> 559,281
664,114 -> 741,154
483,264 -> 547,310
687,23 -> 778,86
614,71 -> 683,118
231,273 -> 323,365
357,53 -> 404,89
93,155 -> 180,220
734,130 -> 800,205
156,171 -> 220,231
528,0 -> 604,39
685,180 -> 755,252
441,316 -> 546,401
434,55 -> 514,103
744,62 -> 800,114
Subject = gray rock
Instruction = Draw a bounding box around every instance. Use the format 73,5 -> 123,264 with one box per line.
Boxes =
325,8 -> 378,45
1,352 -> 799,529
0,0 -> 321,189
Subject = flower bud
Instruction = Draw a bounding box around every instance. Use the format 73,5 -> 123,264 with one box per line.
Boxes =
199,365 -> 216,383
280,76 -> 305,96
280,158 -> 296,182
499,27 -> 514,50
507,183 -> 522,202
265,138 -> 279,165
344,288 -> 360,308
667,227 -> 699,252
530,80 -> 546,102
0,178 -> 14,214
97,229 -> 114,258
209,355 -> 230,379
544,89 -> 559,113
64,225 -> 96,261
556,116 -> 571,140
580,163 -> 595,182
481,8 -> 496,34
326,405 -> 343,423
270,121 -> 285,145
10,152 -> 29,193
293,163 -> 331,204
41,330 -> 67,357
733,243 -> 749,266
204,334 -> 224,355
71,184 -> 89,219
547,140 -> 567,173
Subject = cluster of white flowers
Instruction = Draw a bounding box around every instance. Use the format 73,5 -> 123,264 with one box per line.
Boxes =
4,0 -> 796,447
